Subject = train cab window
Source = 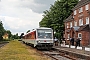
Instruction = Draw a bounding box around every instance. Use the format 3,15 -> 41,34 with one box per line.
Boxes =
37,29 -> 52,39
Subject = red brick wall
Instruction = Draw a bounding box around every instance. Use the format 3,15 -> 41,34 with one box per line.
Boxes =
73,3 -> 90,26
64,3 -> 90,46
78,31 -> 89,46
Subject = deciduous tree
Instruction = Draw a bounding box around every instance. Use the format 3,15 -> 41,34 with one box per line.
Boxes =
0,21 -> 5,40
39,0 -> 78,39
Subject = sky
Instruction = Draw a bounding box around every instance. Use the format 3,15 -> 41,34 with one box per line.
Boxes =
0,0 -> 56,35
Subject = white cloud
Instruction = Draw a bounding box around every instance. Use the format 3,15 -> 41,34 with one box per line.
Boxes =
0,0 -> 55,35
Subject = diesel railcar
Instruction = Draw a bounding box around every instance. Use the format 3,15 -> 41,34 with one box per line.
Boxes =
22,27 -> 54,49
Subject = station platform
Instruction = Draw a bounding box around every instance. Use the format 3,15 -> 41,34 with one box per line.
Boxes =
53,44 -> 90,60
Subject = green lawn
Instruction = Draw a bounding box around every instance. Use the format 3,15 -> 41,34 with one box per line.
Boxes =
0,40 -> 50,60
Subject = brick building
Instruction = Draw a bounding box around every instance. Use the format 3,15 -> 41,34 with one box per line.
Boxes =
64,0 -> 90,46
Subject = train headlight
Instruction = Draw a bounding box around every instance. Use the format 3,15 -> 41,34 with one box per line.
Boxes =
38,40 -> 40,42
37,40 -> 40,43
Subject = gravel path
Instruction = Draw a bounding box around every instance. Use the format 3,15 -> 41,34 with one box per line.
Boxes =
0,42 -> 9,48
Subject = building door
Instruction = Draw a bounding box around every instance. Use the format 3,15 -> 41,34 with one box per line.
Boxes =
72,31 -> 75,38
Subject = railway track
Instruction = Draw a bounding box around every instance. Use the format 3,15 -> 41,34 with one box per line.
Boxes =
22,41 -> 84,60
0,42 -> 9,48
40,49 -> 77,60
23,43 -> 72,60
33,47 -> 76,60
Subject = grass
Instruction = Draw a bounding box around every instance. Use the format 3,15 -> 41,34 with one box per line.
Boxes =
0,39 -> 10,44
0,40 -> 50,60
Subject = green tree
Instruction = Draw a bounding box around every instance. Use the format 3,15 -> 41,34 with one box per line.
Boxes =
0,21 -> 5,40
20,33 -> 24,39
26,30 -> 30,33
39,0 -> 78,39
12,33 -> 19,39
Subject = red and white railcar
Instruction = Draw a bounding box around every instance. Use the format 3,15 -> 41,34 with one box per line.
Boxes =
22,27 -> 54,49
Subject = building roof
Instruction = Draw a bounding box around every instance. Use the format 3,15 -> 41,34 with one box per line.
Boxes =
64,0 -> 90,22
64,14 -> 74,22
78,24 -> 90,31
72,0 -> 90,11
65,25 -> 90,33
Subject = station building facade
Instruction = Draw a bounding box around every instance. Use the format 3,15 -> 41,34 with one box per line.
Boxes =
64,0 -> 90,46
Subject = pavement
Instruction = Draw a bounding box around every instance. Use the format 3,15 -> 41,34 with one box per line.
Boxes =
53,44 -> 90,60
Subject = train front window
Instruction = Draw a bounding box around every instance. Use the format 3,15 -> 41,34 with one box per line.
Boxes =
37,29 -> 52,39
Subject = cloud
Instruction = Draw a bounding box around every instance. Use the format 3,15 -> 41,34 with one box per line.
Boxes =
0,12 -> 42,35
0,0 -> 55,35
34,0 -> 55,4
18,0 -> 56,13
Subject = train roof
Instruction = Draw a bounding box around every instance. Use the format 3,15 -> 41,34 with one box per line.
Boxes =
36,27 -> 52,30
23,27 -> 52,36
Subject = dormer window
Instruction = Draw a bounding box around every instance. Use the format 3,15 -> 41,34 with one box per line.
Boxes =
85,4 -> 89,10
74,10 -> 77,15
79,7 -> 83,13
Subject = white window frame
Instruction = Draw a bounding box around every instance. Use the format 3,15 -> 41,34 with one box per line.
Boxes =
79,19 -> 83,26
73,15 -> 74,18
85,4 -> 89,10
78,33 -> 82,40
70,22 -> 72,28
74,21 -> 77,26
67,23 -> 69,28
68,34 -> 70,39
74,10 -> 77,15
86,17 -> 89,24
79,7 -> 83,13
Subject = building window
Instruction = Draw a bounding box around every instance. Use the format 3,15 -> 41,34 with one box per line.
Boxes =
79,19 -> 83,26
85,4 -> 89,10
78,33 -> 82,39
79,7 -> 83,13
67,23 -> 69,28
74,21 -> 77,26
86,17 -> 89,24
73,15 -> 74,18
70,22 -> 72,28
74,10 -> 77,15
68,34 -> 70,39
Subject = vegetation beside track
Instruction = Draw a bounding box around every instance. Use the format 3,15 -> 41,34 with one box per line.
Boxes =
0,40 -> 50,60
